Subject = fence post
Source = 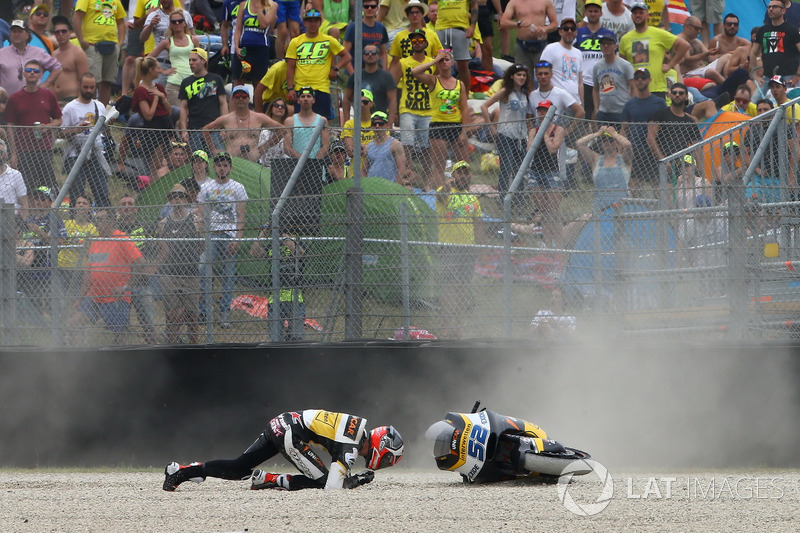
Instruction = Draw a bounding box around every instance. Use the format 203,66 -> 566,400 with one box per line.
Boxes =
400,202 -> 410,340
0,202 -> 18,346
203,206 -> 214,343
726,184 -> 749,340
502,106 -> 556,336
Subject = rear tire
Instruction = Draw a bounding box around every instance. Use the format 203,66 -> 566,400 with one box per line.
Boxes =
522,447 -> 593,477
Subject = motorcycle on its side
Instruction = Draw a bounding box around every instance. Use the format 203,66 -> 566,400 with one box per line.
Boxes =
425,402 -> 594,483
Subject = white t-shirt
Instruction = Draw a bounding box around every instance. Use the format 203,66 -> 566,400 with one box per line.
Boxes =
0,166 -> 28,210
144,8 -> 194,60
600,4 -> 634,43
528,85 -> 578,121
61,99 -> 107,157
540,42 -> 583,103
197,178 -> 248,234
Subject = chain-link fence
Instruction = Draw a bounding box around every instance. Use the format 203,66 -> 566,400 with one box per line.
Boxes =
3,102 -> 800,346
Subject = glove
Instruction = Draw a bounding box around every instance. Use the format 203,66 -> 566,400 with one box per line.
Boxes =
343,470 -> 375,489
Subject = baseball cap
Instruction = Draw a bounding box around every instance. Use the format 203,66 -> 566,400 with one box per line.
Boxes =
560,18 -> 577,27
769,75 -> 786,86
303,8 -> 322,19
683,154 -> 696,165
191,47 -> 209,62
191,149 -> 209,162
599,33 -> 617,43
371,110 -> 389,123
452,160 -> 470,173
408,28 -> 428,40
361,89 -> 374,102
232,84 -> 250,97
536,99 -> 553,109
630,1 -> 649,10
634,67 -> 651,78
213,151 -> 232,163
329,141 -> 347,154
29,4 -> 50,16
10,19 -> 27,30
404,0 -> 429,17
722,141 -> 740,152
297,86 -> 315,96
584,0 -> 603,7
167,183 -> 188,199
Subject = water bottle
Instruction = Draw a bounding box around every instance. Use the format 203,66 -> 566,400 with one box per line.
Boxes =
444,159 -> 453,180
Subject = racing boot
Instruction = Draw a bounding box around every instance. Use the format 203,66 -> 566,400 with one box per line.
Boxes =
250,470 -> 291,490
163,462 -> 205,491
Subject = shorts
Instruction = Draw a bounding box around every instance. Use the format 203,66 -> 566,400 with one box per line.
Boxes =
399,113 -> 431,148
436,27 -> 471,61
685,58 -> 720,78
689,0 -> 724,24
79,297 -> 131,332
126,27 -> 144,56
292,89 -> 334,120
477,5 -> 494,38
276,0 -> 302,24
683,77 -> 712,90
527,171 -> 563,190
429,121 -> 462,142
161,275 -> 201,310
87,43 -> 120,83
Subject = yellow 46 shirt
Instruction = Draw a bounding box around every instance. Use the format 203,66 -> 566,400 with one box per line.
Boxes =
75,0 -> 127,43
285,33 -> 345,93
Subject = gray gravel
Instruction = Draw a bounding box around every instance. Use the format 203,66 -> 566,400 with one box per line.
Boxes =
1,470 -> 798,532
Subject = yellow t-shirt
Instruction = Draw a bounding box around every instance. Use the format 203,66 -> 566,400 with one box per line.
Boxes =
75,0 -> 127,43
389,28 -> 443,61
720,102 -> 757,117
285,33 -> 345,93
134,0 -> 184,54
58,220 -> 98,268
259,60 -> 289,102
435,0 -> 470,31
398,55 -> 434,115
619,26 -> 677,93
340,118 -> 375,145
379,0 -> 412,33
645,0 -> 666,28
436,187 -> 482,245
430,76 -> 462,123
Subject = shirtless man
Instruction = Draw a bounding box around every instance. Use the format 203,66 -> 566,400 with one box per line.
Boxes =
202,85 -> 283,162
708,13 -> 749,61
677,16 -> 724,85
52,16 -> 89,103
499,0 -> 558,75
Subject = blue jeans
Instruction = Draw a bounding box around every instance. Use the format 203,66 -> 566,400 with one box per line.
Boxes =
199,238 -> 237,320
189,130 -> 224,154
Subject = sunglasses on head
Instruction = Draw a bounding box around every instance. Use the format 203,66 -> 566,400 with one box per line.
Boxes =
170,18 -> 185,24
535,61 -> 552,69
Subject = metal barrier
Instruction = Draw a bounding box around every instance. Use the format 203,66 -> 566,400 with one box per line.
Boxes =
2,108 -> 800,346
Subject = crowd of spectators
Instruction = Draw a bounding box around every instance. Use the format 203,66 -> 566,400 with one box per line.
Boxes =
1,0 -> 799,341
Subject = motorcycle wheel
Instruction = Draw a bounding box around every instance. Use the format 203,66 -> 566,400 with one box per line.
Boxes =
522,447 -> 593,477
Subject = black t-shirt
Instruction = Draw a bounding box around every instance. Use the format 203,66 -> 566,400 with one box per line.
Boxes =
346,69 -> 397,115
178,72 -> 226,129
754,22 -> 800,78
650,107 -> 701,158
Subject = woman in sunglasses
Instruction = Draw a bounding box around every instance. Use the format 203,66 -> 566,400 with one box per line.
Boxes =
148,11 -> 200,107
480,63 -> 532,195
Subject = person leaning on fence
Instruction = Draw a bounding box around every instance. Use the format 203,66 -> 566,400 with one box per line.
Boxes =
156,183 -> 204,344
0,138 -> 28,214
284,86 -> 329,159
250,225 -> 307,342
67,208 -> 145,345
743,99 -> 797,206
576,126 -> 632,214
116,194 -> 158,344
202,85 -> 283,163
197,151 -> 248,328
60,73 -> 112,208
436,160 -> 483,338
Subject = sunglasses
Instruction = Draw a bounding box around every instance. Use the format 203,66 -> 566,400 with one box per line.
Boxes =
535,61 -> 552,68
25,68 -> 40,73
53,28 -> 69,34
768,4 -> 785,8
671,90 -> 686,95
272,103 -> 286,108
35,11 -> 49,16
724,21 -> 739,26
372,121 -> 387,126
409,37 -> 426,43
363,4 -> 378,8
561,26 -> 577,31
407,9 -> 423,14
735,98 -> 749,104
633,75 -> 649,80
170,19 -> 185,24
361,100 -> 372,105
364,50 -> 379,55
